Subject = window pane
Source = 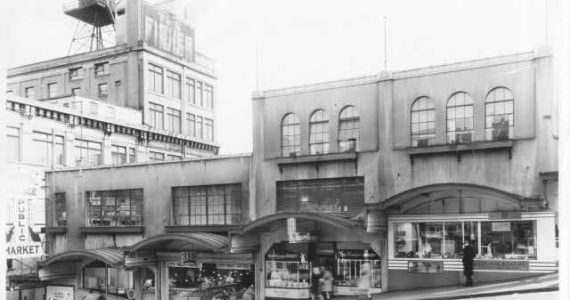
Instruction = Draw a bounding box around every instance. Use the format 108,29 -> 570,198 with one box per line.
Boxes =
481,221 -> 536,259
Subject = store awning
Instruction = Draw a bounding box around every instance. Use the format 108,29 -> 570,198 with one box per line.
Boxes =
240,211 -> 362,234
40,248 -> 126,268
129,233 -> 229,253
381,183 -> 526,214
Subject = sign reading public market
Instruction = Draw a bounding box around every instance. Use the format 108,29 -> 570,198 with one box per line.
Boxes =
6,198 -> 44,258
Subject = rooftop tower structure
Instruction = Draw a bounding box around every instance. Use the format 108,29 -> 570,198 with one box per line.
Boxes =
64,0 -> 117,54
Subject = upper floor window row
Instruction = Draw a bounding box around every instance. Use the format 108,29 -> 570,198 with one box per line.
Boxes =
281,105 -> 360,157
410,87 -> 514,147
185,77 -> 214,110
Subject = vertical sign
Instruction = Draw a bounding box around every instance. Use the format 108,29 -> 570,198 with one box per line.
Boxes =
46,286 -> 74,300
6,199 -> 43,258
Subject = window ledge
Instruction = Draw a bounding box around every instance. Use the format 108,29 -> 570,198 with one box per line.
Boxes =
165,225 -> 241,233
80,226 -> 145,234
407,140 -> 514,159
45,227 -> 67,234
273,152 -> 357,166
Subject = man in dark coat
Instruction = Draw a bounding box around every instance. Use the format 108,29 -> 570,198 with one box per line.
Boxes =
462,240 -> 476,286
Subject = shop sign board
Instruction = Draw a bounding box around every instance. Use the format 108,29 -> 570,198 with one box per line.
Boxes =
265,288 -> 310,299
474,260 -> 529,271
125,250 -> 156,266
46,285 -> 74,300
336,249 -> 380,260
288,232 -> 318,243
491,222 -> 511,232
408,261 -> 443,273
6,198 -> 44,258
265,251 -> 302,261
334,286 -> 382,296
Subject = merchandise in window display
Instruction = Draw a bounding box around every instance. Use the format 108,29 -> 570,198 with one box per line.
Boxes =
393,221 -> 535,260
335,250 -> 381,291
265,251 -> 311,289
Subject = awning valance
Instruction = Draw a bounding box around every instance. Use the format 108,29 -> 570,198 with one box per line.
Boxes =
129,233 -> 229,253
40,248 -> 126,268
240,211 -> 362,234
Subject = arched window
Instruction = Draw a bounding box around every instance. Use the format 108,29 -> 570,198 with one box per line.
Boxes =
338,105 -> 360,152
309,109 -> 329,155
485,87 -> 514,140
410,97 -> 435,147
281,113 -> 300,157
446,92 -> 474,144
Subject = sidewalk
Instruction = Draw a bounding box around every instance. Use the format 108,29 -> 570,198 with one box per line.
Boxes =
334,273 -> 558,300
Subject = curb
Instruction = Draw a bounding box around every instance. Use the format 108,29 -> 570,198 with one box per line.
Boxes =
413,285 -> 559,300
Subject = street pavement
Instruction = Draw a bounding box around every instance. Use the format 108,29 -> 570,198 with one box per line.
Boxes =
332,272 -> 558,300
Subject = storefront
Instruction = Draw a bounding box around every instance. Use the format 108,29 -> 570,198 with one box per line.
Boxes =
240,211 -> 384,300
382,184 -> 558,291
129,233 -> 255,300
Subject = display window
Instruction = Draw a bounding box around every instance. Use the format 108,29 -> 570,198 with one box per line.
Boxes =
392,220 -> 536,260
335,249 -> 381,293
82,261 -> 134,298
265,251 -> 311,289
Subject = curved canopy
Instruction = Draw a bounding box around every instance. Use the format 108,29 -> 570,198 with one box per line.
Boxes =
381,183 -> 525,214
130,233 -> 229,253
241,211 -> 361,234
41,248 -> 125,268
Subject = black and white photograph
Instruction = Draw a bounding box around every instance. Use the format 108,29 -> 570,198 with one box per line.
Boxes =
0,1 -> 569,300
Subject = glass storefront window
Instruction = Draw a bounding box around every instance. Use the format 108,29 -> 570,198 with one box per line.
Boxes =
393,220 -> 535,260
83,262 -> 134,298
481,221 -> 536,259
265,260 -> 311,288
335,250 -> 381,289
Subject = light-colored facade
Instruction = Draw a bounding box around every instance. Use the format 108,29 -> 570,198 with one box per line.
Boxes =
37,50 -> 558,300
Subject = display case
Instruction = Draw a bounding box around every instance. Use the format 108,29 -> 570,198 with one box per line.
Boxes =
265,250 -> 311,299
334,249 -> 382,296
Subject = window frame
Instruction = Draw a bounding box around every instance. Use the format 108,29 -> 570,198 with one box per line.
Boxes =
172,184 -> 242,226
485,87 -> 514,141
47,82 -> 58,98
69,67 -> 82,81
24,87 -> 35,99
281,113 -> 301,157
75,139 -> 102,166
98,82 -> 109,98
410,97 -> 436,147
165,70 -> 181,99
148,102 -> 164,129
86,189 -> 144,227
446,92 -> 474,144
148,63 -> 164,94
309,109 -> 330,155
166,108 -> 182,133
94,62 -> 109,76
338,105 -> 360,152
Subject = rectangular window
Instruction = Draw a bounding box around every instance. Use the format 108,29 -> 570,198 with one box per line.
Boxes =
6,126 -> 21,161
94,62 -> 109,76
196,81 -> 203,106
165,71 -> 181,99
98,83 -> 108,97
128,148 -> 136,163
83,262 -> 134,297
69,67 -> 82,80
204,84 -> 213,109
166,108 -> 181,133
149,151 -> 165,162
185,78 -> 195,104
172,184 -> 242,226
392,220 -> 536,260
71,87 -> 81,96
167,154 -> 183,161
111,145 -> 127,165
32,131 -> 65,166
148,64 -> 164,93
54,193 -> 66,226
148,102 -> 164,129
48,83 -> 58,98
86,189 -> 144,226
204,118 -> 214,141
196,116 -> 203,139
75,139 -> 102,166
276,177 -> 364,214
25,87 -> 35,99
187,113 -> 196,137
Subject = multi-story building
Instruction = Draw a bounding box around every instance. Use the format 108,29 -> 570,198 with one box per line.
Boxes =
4,92 -> 218,299
7,0 -> 218,145
5,1 -> 220,297
37,50 -> 557,300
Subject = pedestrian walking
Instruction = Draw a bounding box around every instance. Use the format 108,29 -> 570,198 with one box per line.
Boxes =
462,240 -> 476,286
319,266 -> 333,300
357,263 -> 372,300
310,266 -> 323,300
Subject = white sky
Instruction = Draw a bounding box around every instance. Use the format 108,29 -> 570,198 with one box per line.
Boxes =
0,0 -> 551,154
